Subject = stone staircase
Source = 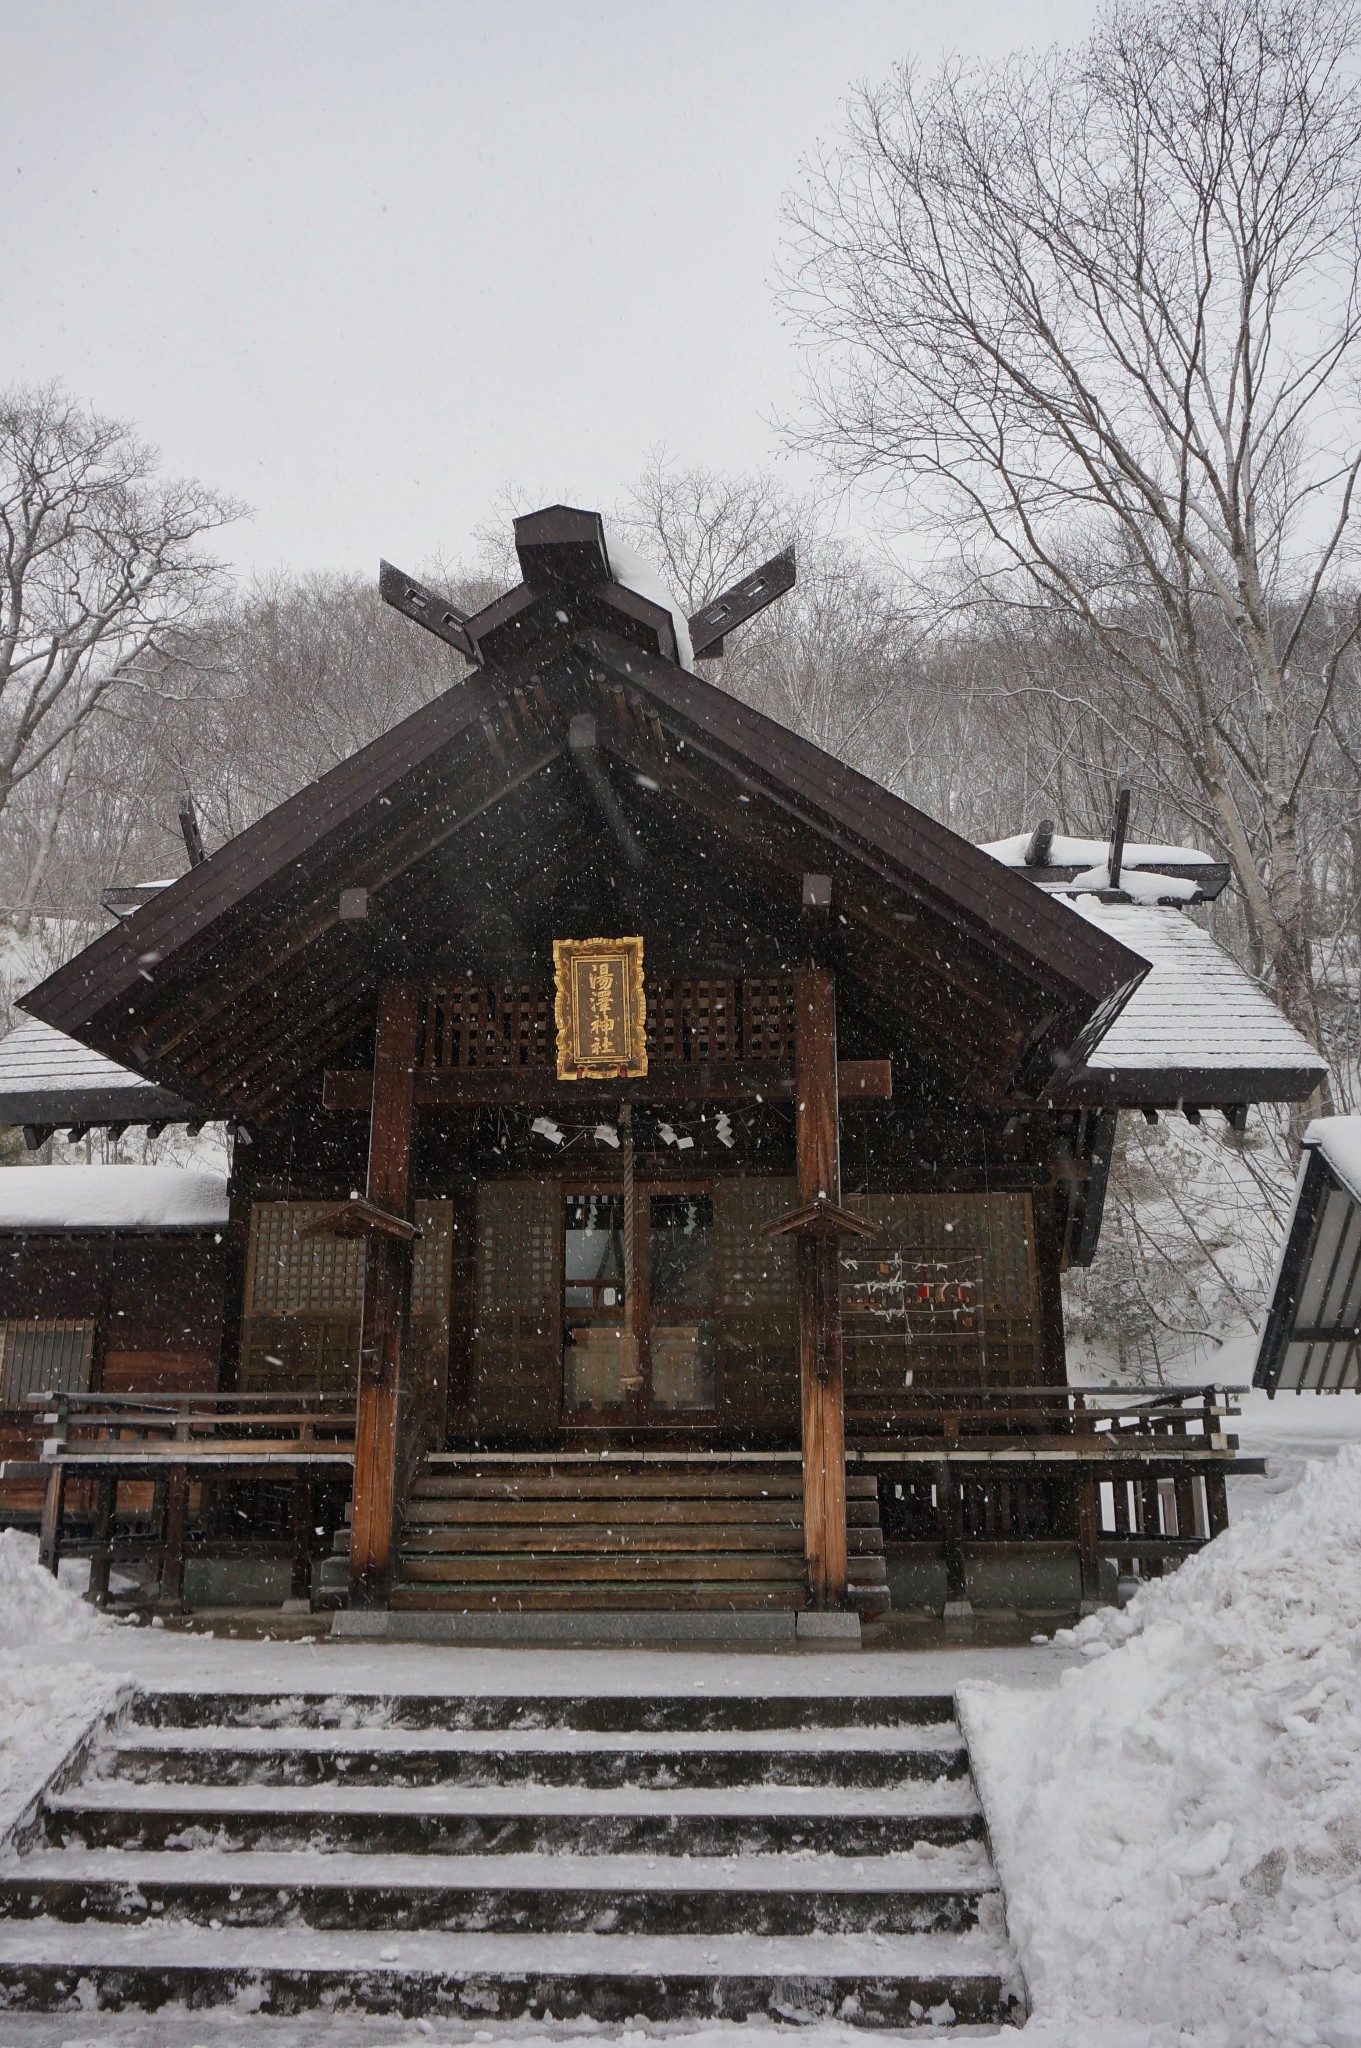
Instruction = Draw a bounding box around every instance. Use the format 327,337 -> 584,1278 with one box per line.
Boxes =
0,1686 -> 1024,2027
389,1454 -> 891,1617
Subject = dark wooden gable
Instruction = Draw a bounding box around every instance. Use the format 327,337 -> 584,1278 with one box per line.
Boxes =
20,508 -> 1147,1121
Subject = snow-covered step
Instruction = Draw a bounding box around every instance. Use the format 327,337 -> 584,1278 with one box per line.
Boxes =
129,1689 -> 957,1731
42,1776 -> 983,1858
102,1723 -> 969,1789
113,1718 -> 966,1752
0,1685 -> 1024,2028
0,1844 -> 997,1936
0,1920 -> 1022,2027
1,1841 -> 997,1894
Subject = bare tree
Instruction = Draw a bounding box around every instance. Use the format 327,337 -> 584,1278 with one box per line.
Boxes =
784,0 -> 1361,1048
613,457 -> 931,788
613,453 -> 804,612
0,385 -> 240,841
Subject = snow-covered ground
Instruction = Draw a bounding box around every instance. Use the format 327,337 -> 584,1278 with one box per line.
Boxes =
2,1414 -> 1359,2048
962,1444 -> 1361,2048
0,1530 -> 128,1851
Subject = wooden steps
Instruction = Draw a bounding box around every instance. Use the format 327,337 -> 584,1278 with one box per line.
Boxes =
391,1458 -> 890,1617
0,1685 -> 1023,2026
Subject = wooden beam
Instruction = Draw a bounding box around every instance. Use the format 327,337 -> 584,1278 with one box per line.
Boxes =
349,979 -> 420,1608
795,965 -> 848,1610
301,1198 -> 420,1242
1075,1474 -> 1102,1605
324,1058 -> 891,1112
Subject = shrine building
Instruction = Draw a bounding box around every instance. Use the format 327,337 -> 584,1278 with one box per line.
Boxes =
0,506 -> 1328,1636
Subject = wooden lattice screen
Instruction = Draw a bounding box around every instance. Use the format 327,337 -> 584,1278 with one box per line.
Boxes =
0,1320 -> 95,1405
240,1201 -> 453,1396
419,980 -> 795,1069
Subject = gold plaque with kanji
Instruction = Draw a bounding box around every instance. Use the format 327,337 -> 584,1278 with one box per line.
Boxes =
553,937 -> 647,1079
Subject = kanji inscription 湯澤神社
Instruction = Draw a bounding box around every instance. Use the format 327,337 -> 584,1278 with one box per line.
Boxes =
553,937 -> 647,1079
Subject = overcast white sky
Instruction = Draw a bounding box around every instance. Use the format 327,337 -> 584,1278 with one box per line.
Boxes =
2,2 -> 1096,581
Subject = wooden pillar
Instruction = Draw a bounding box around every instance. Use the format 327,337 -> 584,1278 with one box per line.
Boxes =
795,966 -> 848,1608
87,1474 -> 116,1606
940,1462 -> 968,1606
37,1465 -> 65,1577
156,1466 -> 191,1609
349,980 -> 420,1608
1204,1467 -> 1229,1538
1076,1473 -> 1102,1606
290,1471 -> 314,1603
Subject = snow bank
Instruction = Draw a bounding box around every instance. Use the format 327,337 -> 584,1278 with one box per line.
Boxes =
0,1528 -> 106,1645
961,1448 -> 1361,2048
0,1162 -> 228,1230
0,1531 -> 126,1848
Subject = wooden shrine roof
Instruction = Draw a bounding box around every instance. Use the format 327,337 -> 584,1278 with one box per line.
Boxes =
20,507 -> 1151,1122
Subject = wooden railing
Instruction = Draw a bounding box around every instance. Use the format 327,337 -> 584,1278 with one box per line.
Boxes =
31,1390 -> 357,1459
846,1383 -> 1243,1454
21,1391 -> 357,1606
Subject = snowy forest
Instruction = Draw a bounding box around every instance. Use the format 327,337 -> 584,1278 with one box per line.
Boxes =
4,0 -> 1361,1385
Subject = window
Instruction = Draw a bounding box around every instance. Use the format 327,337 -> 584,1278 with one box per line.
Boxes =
0,1320 -> 94,1405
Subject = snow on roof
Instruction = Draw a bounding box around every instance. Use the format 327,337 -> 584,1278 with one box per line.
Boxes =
604,529 -> 694,671
0,1016 -> 162,1100
1304,1116 -> 1361,1203
981,832 -> 1216,868
1065,899 -> 1325,1074
0,1164 -> 228,1231
1067,865 -> 1199,903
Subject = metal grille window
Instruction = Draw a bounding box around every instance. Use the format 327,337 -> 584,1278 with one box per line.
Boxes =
410,1202 -> 454,1318
475,1181 -> 558,1319
715,1177 -> 797,1319
0,1320 -> 95,1404
240,1202 -> 454,1396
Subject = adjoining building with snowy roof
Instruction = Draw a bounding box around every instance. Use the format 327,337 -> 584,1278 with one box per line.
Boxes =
1254,1118 -> 1361,1397
0,503 -> 1328,1626
0,1015 -> 202,1143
